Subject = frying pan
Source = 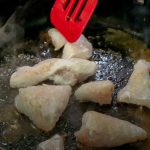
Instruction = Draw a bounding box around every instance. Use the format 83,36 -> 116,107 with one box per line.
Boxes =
0,0 -> 150,150
0,37 -> 150,150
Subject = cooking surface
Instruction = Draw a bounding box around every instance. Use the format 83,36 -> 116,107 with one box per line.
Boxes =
0,39 -> 149,150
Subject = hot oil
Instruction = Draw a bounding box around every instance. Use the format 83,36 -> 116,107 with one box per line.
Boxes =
0,39 -> 149,150
0,54 -> 42,144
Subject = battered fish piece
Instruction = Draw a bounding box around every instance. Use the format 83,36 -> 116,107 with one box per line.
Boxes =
48,28 -> 66,50
37,134 -> 64,150
15,84 -> 71,131
10,58 -> 96,88
74,80 -> 114,105
75,111 -> 147,148
62,34 -> 93,59
117,59 -> 150,108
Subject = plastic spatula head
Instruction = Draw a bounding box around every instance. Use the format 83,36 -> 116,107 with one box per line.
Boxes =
50,0 -> 98,42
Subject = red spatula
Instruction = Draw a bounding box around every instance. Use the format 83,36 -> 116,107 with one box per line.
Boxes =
50,0 -> 98,42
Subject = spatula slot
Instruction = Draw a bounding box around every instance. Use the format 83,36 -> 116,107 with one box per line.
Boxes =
65,0 -> 87,22
63,0 -> 70,10
65,0 -> 77,19
65,0 -> 79,21
74,0 -> 87,22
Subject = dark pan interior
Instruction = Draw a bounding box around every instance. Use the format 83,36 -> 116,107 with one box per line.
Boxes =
0,40 -> 150,150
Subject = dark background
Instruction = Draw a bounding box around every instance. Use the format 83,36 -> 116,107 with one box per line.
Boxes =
0,0 -> 150,43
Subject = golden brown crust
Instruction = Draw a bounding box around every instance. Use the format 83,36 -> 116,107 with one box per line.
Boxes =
75,80 -> 114,105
